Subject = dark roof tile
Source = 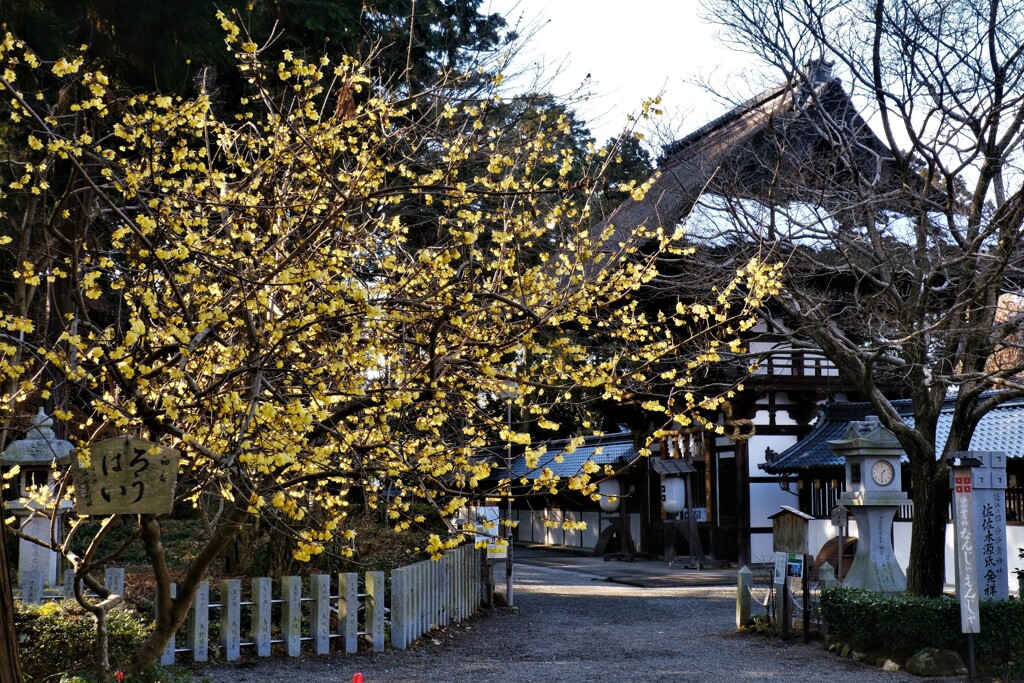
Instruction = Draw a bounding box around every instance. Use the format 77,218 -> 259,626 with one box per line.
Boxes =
762,394 -> 1024,473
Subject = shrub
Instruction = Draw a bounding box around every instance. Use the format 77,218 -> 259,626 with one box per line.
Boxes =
15,600 -> 153,681
821,587 -> 1024,663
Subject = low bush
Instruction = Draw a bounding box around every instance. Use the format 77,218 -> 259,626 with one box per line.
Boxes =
821,587 -> 1024,663
14,600 -> 153,681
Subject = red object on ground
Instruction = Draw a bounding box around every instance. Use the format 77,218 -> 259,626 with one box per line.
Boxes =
352,675 -> 364,683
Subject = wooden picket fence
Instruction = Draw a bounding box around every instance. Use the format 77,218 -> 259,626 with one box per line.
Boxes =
163,543 -> 486,661
16,544 -> 486,660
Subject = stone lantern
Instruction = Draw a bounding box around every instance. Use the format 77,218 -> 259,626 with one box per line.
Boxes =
828,416 -> 911,593
1,408 -> 74,587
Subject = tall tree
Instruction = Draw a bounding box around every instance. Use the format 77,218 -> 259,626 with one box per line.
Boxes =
0,0 -> 509,93
690,0 -> 1024,595
0,21 -> 777,674
0,499 -> 21,683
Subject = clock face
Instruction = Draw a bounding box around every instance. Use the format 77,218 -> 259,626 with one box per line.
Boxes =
871,460 -> 895,486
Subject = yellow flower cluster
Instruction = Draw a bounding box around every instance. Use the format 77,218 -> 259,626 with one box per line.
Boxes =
0,21 -> 780,565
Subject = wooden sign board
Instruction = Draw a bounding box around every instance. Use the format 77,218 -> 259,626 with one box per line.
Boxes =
72,437 -> 179,515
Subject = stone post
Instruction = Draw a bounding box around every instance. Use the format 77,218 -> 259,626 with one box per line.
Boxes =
736,565 -> 752,629
819,561 -> 838,590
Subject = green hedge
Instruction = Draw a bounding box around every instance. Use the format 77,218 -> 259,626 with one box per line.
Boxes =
15,600 -> 153,681
820,587 -> 1024,662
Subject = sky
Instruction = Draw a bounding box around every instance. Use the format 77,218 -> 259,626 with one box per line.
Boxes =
484,0 -> 759,147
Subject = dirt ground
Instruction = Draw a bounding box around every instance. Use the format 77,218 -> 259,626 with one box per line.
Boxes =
194,552 -> 966,683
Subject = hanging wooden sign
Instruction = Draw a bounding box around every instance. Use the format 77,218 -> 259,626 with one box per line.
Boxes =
72,437 -> 179,515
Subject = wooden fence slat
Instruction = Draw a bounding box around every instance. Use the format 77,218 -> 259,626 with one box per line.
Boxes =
439,556 -> 448,627
338,572 -> 358,654
390,567 -> 408,650
310,574 -> 330,655
415,562 -> 425,638
220,579 -> 241,661
252,577 -> 272,657
440,552 -> 451,628
187,581 -> 210,662
281,575 -> 302,657
365,571 -> 385,652
148,544 -> 487,660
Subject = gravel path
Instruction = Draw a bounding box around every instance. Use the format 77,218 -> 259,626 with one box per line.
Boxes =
194,560 -> 965,683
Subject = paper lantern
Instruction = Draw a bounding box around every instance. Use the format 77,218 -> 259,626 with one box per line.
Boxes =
598,478 -> 620,512
661,476 -> 686,514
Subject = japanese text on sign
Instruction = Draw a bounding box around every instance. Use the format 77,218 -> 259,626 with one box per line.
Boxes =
72,437 -> 179,515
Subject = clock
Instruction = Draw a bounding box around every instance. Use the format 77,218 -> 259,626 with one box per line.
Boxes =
871,460 -> 895,486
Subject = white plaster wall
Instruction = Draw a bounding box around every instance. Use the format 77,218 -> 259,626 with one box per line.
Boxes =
751,531 -> 775,563
1008,526 -> 1024,595
563,510 -> 582,547
749,435 -> 800,471
942,523 -> 1024,595
893,520 -> 912,575
582,511 -> 600,547
544,508 -> 563,546
751,481 -> 799,525
531,510 -> 544,543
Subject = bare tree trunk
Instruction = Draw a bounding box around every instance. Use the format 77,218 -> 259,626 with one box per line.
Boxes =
0,502 -> 23,683
907,462 -> 950,596
128,507 -> 247,673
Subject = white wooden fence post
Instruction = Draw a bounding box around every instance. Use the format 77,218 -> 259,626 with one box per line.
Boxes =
416,561 -> 427,637
252,577 -> 272,657
220,579 -> 241,661
449,548 -> 460,622
365,571 -> 385,652
159,582 -> 177,666
390,566 -> 408,650
310,574 -> 330,655
439,555 -> 450,627
187,581 -> 210,662
338,572 -> 359,654
281,575 -> 302,657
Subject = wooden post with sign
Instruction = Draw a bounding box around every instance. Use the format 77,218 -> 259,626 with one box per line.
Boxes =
72,437 -> 179,515
948,454 -> 983,680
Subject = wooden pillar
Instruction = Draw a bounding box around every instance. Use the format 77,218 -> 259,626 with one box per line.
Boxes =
0,504 -> 23,683
736,438 -> 751,568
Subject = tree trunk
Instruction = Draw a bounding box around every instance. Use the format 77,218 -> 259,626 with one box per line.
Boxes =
907,461 -> 950,596
128,507 -> 247,673
0,503 -> 24,683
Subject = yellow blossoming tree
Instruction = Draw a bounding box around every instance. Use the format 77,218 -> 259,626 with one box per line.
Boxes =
0,19 -> 779,675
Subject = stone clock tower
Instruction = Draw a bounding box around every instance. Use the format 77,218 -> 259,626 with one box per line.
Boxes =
828,416 -> 911,593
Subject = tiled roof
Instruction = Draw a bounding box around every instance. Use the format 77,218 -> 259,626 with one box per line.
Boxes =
762,395 -> 1024,473
507,432 -> 639,480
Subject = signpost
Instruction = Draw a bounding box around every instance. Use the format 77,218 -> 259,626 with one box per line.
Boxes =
72,437 -> 179,515
948,455 -> 983,679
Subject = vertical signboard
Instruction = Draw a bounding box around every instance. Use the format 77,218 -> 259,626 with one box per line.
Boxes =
951,465 -> 980,633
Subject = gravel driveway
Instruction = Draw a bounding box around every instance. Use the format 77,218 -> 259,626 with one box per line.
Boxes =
194,555 -> 965,683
